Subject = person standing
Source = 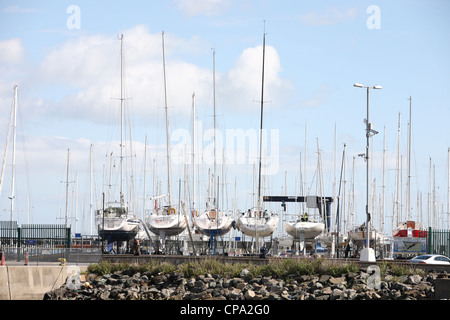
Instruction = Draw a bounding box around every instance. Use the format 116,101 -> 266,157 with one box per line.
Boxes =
260,243 -> 267,258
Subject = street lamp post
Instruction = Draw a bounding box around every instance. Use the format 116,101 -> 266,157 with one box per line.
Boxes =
354,83 -> 382,262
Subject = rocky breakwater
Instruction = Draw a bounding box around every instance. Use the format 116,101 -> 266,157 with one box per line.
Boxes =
44,265 -> 448,300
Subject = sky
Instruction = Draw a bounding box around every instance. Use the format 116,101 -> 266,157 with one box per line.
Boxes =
0,0 -> 449,237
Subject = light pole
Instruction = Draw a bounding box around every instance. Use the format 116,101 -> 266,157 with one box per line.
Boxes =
354,83 -> 382,261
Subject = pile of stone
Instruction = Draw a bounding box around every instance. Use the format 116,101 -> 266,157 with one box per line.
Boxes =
44,267 -> 448,300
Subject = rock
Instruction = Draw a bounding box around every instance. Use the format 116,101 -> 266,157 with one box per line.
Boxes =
321,286 -> 332,295
392,282 -> 412,292
329,276 -> 346,286
240,268 -> 250,277
244,289 -> 256,300
396,275 -> 408,283
99,290 -> 110,300
330,288 -> 343,300
228,288 -> 243,300
312,281 -> 324,290
42,262 -> 447,301
407,274 -> 422,284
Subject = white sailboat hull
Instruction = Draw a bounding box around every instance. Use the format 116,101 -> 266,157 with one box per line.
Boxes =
348,228 -> 382,247
96,215 -> 139,242
285,221 -> 324,240
146,213 -> 187,237
194,210 -> 233,237
316,232 -> 348,246
236,214 -> 278,238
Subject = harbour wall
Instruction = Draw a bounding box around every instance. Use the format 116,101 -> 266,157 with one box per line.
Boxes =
0,265 -> 88,300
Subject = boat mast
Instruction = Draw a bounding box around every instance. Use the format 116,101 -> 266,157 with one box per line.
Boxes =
119,34 -> 125,207
257,26 -> 266,211
162,31 -> 172,205
10,85 -> 18,226
192,93 -> 196,213
395,113 -> 401,227
90,144 -> 93,235
406,96 -> 412,221
213,49 -> 217,209
143,136 -> 148,219
447,148 -> 450,230
65,148 -> 70,228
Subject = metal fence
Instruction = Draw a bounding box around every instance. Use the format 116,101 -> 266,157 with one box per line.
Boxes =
0,221 -> 71,262
427,228 -> 450,257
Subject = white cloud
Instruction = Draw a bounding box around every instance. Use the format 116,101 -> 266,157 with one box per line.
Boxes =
219,44 -> 293,113
0,38 -> 25,64
30,25 -> 291,125
2,5 -> 40,13
300,7 -> 358,26
173,0 -> 231,17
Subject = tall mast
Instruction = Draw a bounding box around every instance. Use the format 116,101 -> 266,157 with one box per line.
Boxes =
90,144 -> 93,235
447,148 -> 450,229
119,34 -> 125,207
257,27 -> 266,209
143,136 -> 148,219
395,113 -> 401,227
192,93 -> 196,212
382,126 -> 386,235
162,31 -> 172,204
10,85 -> 18,225
406,96 -> 412,220
213,49 -> 217,209
65,148 -> 70,228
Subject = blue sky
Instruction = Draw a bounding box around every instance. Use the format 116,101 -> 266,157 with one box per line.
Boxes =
0,0 -> 449,236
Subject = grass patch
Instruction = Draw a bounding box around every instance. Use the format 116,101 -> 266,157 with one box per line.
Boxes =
87,258 -> 361,279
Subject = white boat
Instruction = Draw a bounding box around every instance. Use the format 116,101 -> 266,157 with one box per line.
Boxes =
316,232 -> 348,247
147,206 -> 187,237
194,208 -> 233,237
237,31 -> 278,241
285,219 -> 325,240
145,32 -> 186,251
96,203 -> 139,242
348,223 -> 383,247
236,207 -> 279,238
96,35 -> 140,245
392,220 -> 426,238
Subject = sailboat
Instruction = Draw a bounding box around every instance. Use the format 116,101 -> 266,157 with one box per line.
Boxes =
285,141 -> 327,243
285,218 -> 325,241
145,31 -> 187,252
236,30 -> 279,245
391,97 -> 427,256
194,50 -> 233,244
348,222 -> 383,248
96,34 -> 140,245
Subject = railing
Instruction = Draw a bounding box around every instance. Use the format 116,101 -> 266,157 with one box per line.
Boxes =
427,227 -> 450,257
1,222 -> 72,262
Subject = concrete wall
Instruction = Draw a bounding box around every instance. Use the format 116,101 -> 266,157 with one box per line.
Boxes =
0,265 -> 88,300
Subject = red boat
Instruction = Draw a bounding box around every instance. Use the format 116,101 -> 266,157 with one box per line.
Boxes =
392,221 -> 427,238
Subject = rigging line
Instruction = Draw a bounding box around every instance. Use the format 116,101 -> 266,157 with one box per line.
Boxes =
0,88 -> 15,198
